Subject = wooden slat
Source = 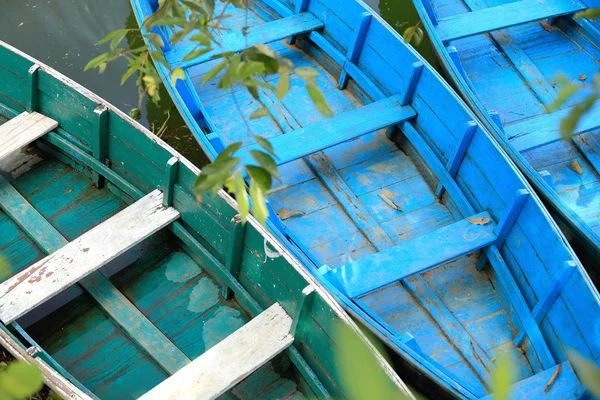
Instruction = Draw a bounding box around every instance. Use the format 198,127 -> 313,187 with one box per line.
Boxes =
139,303 -> 293,400
249,96 -> 415,166
172,13 -> 324,69
437,0 -> 586,42
507,101 -> 600,151
0,175 -> 189,373
0,112 -> 57,160
325,211 -> 497,298
0,189 -> 180,324
482,362 -> 580,399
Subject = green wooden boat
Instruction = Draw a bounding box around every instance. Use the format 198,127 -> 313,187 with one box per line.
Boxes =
0,40 -> 412,399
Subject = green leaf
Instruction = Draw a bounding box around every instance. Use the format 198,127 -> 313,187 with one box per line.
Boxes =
237,61 -> 265,80
559,95 -> 596,139
220,55 -> 241,89
0,361 -> 44,398
182,47 -> 212,61
202,59 -> 228,86
413,26 -> 424,46
491,354 -> 514,400
276,65 -> 290,100
84,53 -> 109,71
253,135 -> 277,157
549,79 -> 581,112
246,165 -> 273,192
575,8 -> 600,19
306,84 -> 333,118
110,30 -> 128,52
150,50 -> 169,68
97,29 -> 128,45
129,108 -> 141,120
249,180 -> 269,224
144,33 -> 165,49
250,150 -> 279,177
295,66 -> 319,80
250,107 -> 270,119
568,349 -> 600,398
403,26 -> 416,43
233,173 -> 249,223
171,68 -> 185,86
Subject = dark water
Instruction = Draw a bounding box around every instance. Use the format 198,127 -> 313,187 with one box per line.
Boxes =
0,0 -> 431,165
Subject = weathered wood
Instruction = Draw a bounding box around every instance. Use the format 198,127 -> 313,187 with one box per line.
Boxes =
435,121 -> 477,198
339,12 -> 372,90
325,212 -> 497,298
139,303 -> 293,400
248,96 -> 415,166
80,273 -> 191,374
0,189 -> 180,323
437,0 -> 586,42
91,105 -> 109,188
174,13 -> 324,68
514,261 -> 576,346
162,157 -> 179,207
0,112 -> 58,160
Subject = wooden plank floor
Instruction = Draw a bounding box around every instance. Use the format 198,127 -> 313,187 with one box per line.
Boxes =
439,0 -> 600,238
186,1 -> 534,392
0,147 -> 304,400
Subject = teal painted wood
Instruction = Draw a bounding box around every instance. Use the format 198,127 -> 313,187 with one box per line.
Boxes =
0,173 -> 190,375
437,0 -> 586,42
326,211 -> 497,298
130,0 -> 600,398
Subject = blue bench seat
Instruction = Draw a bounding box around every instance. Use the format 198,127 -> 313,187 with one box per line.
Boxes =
167,12 -> 324,68
246,95 -> 416,166
437,0 -> 586,42
324,211 -> 497,298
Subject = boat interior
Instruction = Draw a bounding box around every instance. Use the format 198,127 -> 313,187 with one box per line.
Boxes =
424,0 -> 600,244
133,0 -> 600,397
0,42 -> 409,399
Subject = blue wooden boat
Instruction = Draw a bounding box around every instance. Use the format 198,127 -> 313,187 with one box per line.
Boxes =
131,0 -> 600,398
410,0 -> 600,262
0,40 -> 411,399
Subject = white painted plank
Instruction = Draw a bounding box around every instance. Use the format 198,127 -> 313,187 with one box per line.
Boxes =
139,303 -> 293,400
0,112 -> 58,160
0,189 -> 179,323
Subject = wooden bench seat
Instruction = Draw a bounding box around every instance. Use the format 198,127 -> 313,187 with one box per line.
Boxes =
247,96 -> 416,166
482,362 -> 581,399
0,189 -> 180,324
170,12 -> 324,69
139,303 -> 293,400
437,0 -> 586,42
0,112 -> 58,160
324,211 -> 497,298
507,101 -> 600,151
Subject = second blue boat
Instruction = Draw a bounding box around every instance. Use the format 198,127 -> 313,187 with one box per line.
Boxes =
131,0 -> 600,398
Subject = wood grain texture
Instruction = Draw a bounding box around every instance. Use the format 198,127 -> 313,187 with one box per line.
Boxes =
172,12 -> 324,68
437,0 -> 586,42
0,189 -> 180,323
246,96 -> 415,166
139,303 -> 293,400
0,112 -> 57,160
326,212 -> 497,298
